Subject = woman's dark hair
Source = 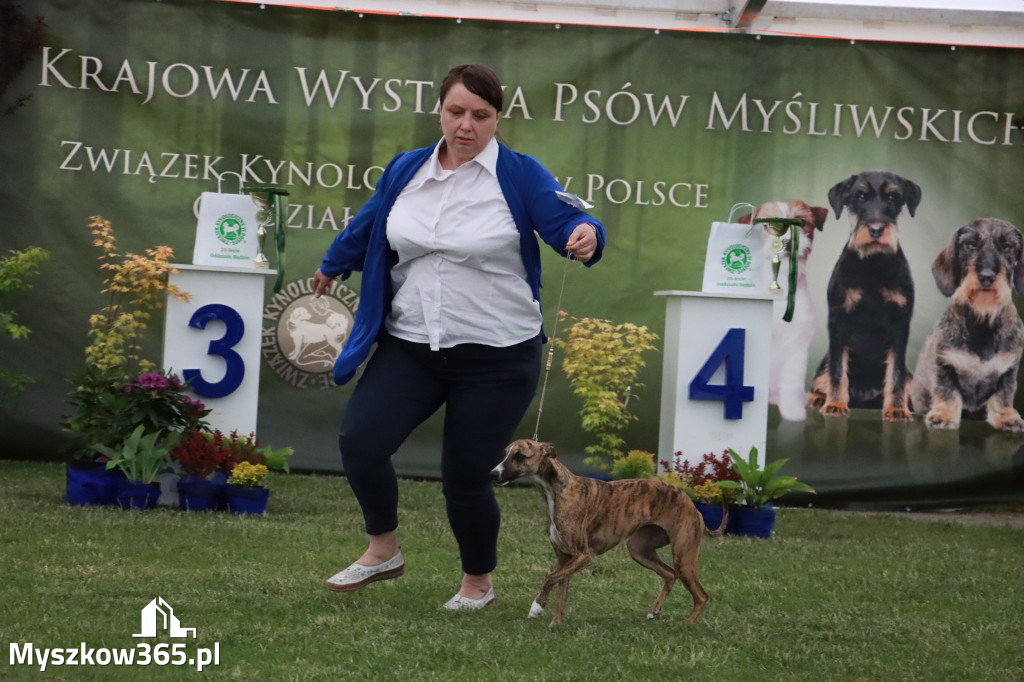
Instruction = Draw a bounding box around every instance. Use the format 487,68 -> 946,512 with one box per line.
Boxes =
439,63 -> 503,113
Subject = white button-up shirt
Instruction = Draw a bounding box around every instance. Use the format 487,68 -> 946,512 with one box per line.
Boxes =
384,137 -> 543,350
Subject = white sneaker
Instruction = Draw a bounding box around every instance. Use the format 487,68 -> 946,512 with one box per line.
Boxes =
443,587 -> 495,611
326,551 -> 405,592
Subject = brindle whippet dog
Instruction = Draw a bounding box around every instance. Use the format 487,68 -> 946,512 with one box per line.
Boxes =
491,439 -> 724,625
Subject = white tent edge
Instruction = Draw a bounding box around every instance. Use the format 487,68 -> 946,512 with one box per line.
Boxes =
218,0 -> 1024,48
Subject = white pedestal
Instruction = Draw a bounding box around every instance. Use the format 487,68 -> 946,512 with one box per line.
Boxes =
655,291 -> 773,469
162,264 -> 276,437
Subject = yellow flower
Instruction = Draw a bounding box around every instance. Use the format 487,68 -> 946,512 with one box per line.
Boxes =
691,480 -> 724,504
228,462 -> 269,487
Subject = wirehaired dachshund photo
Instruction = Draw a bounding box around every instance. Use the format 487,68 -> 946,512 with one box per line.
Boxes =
808,171 -> 922,422
912,218 -> 1024,432
739,200 -> 829,421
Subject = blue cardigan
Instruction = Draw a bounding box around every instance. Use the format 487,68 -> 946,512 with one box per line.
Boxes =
319,142 -> 606,385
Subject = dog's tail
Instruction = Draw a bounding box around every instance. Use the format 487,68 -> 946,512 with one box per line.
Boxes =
704,504 -> 729,537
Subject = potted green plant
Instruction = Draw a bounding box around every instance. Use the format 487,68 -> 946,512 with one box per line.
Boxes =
64,369 -> 210,506
168,429 -> 294,512
62,216 -> 200,506
224,461 -> 271,515
660,450 -> 738,530
555,312 -> 659,471
93,425 -> 181,510
716,446 -> 815,538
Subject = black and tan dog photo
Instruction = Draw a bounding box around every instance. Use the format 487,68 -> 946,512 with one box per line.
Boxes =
808,171 -> 922,422
911,218 -> 1024,432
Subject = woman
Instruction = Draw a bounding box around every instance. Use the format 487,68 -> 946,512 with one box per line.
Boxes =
313,63 -> 605,610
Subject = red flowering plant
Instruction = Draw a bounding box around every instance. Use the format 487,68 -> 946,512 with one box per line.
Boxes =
659,451 -> 741,505
170,429 -> 294,480
169,430 -> 234,480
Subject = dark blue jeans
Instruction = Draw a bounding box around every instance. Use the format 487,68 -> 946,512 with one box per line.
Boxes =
338,332 -> 542,576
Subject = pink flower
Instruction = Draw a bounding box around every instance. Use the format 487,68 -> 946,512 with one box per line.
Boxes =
182,396 -> 206,413
136,372 -> 171,390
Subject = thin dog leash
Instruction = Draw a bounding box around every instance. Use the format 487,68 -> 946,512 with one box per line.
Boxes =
533,251 -> 576,441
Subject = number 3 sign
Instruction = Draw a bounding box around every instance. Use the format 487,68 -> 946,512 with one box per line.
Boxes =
163,264 -> 277,437
655,291 -> 773,470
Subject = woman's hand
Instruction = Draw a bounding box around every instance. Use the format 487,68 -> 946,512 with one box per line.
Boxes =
312,268 -> 335,298
565,223 -> 598,263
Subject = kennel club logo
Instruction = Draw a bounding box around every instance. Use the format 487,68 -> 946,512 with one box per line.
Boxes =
214,213 -> 247,246
262,278 -> 359,389
721,243 -> 753,274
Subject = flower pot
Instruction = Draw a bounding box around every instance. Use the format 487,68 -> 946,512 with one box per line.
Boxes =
694,502 -> 726,532
66,460 -> 124,506
727,505 -> 775,538
116,479 -> 161,510
177,476 -> 222,511
225,485 -> 270,515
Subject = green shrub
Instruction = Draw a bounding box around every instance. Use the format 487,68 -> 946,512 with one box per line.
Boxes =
610,450 -> 657,480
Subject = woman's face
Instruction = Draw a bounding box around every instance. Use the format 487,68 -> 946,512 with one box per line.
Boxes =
440,82 -> 499,167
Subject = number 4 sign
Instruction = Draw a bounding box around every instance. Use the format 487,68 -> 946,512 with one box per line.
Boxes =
688,328 -> 755,420
655,291 -> 773,470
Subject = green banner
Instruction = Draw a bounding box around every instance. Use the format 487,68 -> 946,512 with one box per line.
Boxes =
2,0 -> 1023,507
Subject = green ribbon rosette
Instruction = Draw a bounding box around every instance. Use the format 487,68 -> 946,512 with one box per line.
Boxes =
756,217 -> 803,323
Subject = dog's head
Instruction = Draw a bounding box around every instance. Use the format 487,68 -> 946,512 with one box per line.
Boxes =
739,199 -> 828,263
828,171 -> 922,257
490,439 -> 557,486
931,218 -> 1024,313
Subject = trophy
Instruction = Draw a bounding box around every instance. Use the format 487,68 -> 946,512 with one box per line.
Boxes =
243,185 -> 290,292
755,217 -> 802,322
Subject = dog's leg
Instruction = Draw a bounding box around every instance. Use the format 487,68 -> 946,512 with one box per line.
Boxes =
985,385 -> 1024,432
529,551 -> 569,620
823,348 -> 851,417
882,349 -> 912,422
778,347 -> 810,421
671,540 -> 709,624
626,526 -> 676,619
807,356 -> 829,408
925,390 -> 962,429
553,576 -> 572,625
531,553 -> 592,625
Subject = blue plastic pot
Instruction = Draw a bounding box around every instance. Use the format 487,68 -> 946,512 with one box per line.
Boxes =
65,461 -> 124,506
727,505 -> 776,538
116,479 -> 161,510
694,502 -> 726,533
225,485 -> 270,515
177,476 -> 222,511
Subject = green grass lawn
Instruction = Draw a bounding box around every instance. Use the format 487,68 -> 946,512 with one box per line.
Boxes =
1,460 -> 1021,682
